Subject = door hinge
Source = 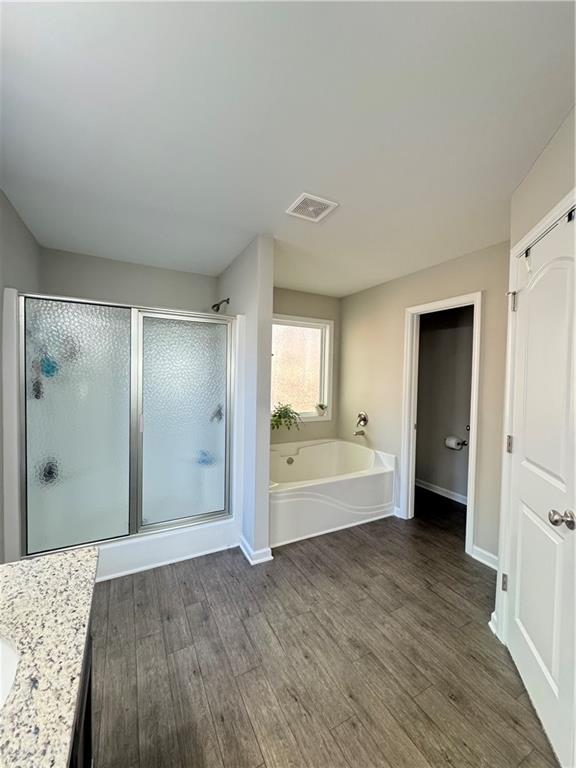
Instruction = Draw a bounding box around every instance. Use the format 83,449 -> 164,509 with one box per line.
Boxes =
506,435 -> 513,453
506,291 -> 518,312
501,573 -> 508,592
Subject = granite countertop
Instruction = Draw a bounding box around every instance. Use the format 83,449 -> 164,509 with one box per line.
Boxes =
0,547 -> 98,768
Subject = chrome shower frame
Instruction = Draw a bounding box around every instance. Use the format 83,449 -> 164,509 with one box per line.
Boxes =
18,292 -> 235,557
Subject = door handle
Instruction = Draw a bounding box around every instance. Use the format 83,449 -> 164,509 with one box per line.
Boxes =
548,509 -> 576,530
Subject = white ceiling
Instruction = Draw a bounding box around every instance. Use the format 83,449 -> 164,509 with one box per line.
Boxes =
1,2 -> 574,297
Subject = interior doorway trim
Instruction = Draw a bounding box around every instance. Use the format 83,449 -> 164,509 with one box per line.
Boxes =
399,291 -> 482,562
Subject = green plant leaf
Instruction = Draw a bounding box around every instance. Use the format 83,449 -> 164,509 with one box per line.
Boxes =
270,403 -> 302,431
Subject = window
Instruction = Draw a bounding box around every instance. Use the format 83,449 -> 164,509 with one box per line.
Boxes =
271,315 -> 333,420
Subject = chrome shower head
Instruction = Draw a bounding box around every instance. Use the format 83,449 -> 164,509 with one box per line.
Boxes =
211,297 -> 230,313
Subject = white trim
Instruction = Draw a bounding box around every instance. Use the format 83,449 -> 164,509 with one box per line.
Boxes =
239,535 -> 273,565
400,291 -> 482,564
471,545 -> 498,572
292,413 -> 331,424
96,542 -> 238,582
489,611 -> 499,638
511,189 -> 576,259
2,289 -> 21,563
494,245 -> 520,645
96,514 -> 241,580
271,314 -> 334,422
415,478 -> 467,506
394,505 -> 405,519
231,314 -> 246,554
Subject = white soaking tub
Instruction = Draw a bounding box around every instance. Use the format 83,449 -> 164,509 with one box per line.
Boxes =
269,439 -> 395,547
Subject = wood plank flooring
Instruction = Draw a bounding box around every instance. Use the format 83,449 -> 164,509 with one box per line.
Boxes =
92,509 -> 558,768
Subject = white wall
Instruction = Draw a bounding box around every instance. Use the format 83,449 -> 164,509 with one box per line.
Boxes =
416,306 -> 473,499
510,107 -> 575,247
0,192 -> 41,562
339,242 -> 509,557
271,288 -> 340,443
39,247 -> 217,312
217,235 -> 274,561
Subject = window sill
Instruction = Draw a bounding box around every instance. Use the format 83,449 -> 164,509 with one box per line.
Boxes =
269,413 -> 332,423
301,414 -> 332,423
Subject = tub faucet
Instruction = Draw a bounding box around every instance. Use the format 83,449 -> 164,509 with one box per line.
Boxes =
353,429 -> 366,437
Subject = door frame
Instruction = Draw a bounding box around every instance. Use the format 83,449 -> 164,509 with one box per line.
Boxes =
134,308 -> 234,533
494,188 -> 576,649
399,291 -> 482,562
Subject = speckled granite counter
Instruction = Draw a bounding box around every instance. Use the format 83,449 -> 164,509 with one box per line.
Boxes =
0,547 -> 98,768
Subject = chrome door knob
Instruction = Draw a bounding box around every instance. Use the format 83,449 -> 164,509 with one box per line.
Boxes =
549,509 -> 563,526
548,509 -> 576,530
563,510 -> 576,530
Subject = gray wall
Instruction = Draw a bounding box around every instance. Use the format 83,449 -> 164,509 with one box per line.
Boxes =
339,241 -> 509,556
511,107 -> 575,247
0,191 -> 41,561
271,288 -> 340,443
415,306 -> 473,499
1,193 -> 41,293
40,247 -> 217,312
217,235 -> 274,555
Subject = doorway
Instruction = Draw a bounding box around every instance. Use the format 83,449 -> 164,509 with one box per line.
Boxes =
413,306 -> 473,541
400,292 -> 481,560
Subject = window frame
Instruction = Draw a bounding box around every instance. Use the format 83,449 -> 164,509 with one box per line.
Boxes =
271,314 -> 334,422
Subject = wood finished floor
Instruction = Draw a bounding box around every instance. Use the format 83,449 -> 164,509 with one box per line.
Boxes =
91,508 -> 558,768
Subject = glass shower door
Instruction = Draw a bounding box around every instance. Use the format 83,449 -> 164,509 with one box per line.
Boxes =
139,313 -> 229,528
24,298 -> 131,554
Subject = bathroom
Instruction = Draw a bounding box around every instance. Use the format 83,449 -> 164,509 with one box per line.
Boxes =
0,3 -> 574,768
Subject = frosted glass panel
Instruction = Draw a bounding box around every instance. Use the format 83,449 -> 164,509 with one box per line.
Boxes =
271,323 -> 323,413
25,299 -> 131,554
141,316 -> 228,526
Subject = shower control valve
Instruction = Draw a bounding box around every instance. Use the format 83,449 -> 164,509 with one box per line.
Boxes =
356,412 -> 368,427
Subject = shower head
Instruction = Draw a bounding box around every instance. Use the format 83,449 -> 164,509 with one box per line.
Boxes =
211,297 -> 230,313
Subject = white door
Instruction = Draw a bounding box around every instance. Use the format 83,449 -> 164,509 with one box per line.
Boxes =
507,208 -> 575,766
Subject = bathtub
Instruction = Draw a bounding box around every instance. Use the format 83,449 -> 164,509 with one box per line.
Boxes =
269,439 -> 395,547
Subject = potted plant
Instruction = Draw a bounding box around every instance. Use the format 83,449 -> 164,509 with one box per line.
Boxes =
271,403 -> 302,431
316,403 -> 328,416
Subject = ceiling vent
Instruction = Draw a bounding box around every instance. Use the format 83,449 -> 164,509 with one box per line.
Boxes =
286,193 -> 339,223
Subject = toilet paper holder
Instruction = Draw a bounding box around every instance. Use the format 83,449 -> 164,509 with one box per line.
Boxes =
445,435 -> 469,450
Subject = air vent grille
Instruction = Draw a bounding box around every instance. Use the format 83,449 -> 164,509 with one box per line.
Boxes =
286,193 -> 339,222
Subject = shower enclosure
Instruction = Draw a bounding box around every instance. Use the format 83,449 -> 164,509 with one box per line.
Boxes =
21,295 -> 232,555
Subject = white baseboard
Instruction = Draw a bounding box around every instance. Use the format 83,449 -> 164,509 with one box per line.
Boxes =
96,515 -> 240,580
96,542 -> 237,582
415,479 -> 467,505
489,610 -> 499,637
239,536 -> 273,565
394,505 -> 408,519
471,545 -> 498,571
